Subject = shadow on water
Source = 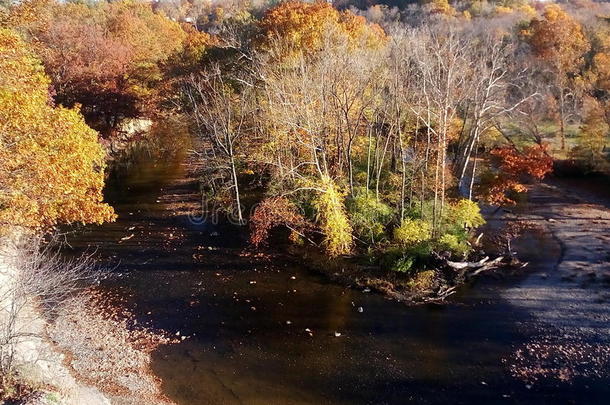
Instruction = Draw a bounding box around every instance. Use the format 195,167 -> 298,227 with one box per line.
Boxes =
65,125 -> 610,405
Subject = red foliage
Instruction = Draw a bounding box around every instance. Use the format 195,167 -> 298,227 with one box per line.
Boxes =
249,197 -> 311,246
490,145 -> 553,180
481,145 -> 553,205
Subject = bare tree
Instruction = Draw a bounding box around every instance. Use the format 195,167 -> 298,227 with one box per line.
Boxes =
397,24 -> 473,232
183,65 -> 254,224
455,30 -> 538,199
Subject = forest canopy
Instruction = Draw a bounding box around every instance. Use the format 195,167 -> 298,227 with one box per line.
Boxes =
0,0 -> 609,268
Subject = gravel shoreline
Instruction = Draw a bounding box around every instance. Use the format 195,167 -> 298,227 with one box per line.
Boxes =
499,181 -> 610,384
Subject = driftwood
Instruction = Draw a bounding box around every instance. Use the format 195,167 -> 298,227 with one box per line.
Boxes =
418,255 -> 506,303
421,286 -> 458,303
445,255 -> 504,273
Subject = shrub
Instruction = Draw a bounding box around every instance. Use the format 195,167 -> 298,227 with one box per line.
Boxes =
313,176 -> 353,257
393,218 -> 432,247
347,188 -> 393,243
437,233 -> 470,258
446,199 -> 485,230
406,270 -> 437,291
249,197 -> 310,246
380,242 -> 432,274
392,256 -> 415,273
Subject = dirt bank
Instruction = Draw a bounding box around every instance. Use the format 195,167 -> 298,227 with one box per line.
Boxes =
0,241 -> 110,405
0,239 -> 178,405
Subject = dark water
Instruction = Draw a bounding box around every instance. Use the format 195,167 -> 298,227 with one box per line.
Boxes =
66,127 -> 608,405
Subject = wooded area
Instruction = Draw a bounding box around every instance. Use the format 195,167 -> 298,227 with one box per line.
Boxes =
2,0 -> 609,269
1,0 -> 610,402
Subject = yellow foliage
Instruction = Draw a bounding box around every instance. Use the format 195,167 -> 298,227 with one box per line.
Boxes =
393,218 -> 432,247
0,28 -> 115,231
407,270 -> 436,291
421,0 -> 456,16
312,176 -> 353,257
447,199 -> 485,229
570,96 -> 610,172
494,6 -> 513,16
438,233 -> 470,257
516,5 -> 536,19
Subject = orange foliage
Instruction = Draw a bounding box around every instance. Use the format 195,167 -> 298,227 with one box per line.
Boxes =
7,0 -> 187,131
523,4 -> 589,76
0,28 -> 115,231
258,1 -> 386,56
481,146 -> 553,205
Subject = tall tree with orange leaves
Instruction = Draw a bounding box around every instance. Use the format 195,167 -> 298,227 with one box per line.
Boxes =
523,4 -> 590,151
6,0 -> 187,134
258,0 -> 386,59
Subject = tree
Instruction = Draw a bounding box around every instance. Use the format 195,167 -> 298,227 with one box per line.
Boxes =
183,66 -> 253,223
454,29 -> 537,200
479,145 -> 553,205
420,0 -> 456,16
570,96 -> 609,172
523,4 -> 590,151
258,0 -> 386,59
402,24 -> 473,232
7,0 -> 187,133
0,28 -> 115,231
313,176 -> 353,257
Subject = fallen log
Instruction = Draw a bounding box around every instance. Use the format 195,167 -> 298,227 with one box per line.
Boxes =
469,256 -> 505,276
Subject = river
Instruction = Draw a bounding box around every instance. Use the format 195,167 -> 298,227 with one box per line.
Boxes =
65,125 -> 610,404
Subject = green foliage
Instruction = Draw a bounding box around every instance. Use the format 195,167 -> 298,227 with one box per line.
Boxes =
392,256 -> 415,273
393,218 -> 432,247
380,241 -> 432,274
347,188 -> 393,243
313,176 -> 353,257
570,98 -> 610,173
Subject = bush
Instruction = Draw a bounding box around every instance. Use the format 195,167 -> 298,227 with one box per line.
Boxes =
446,199 -> 485,230
392,256 -> 415,273
313,176 -> 353,257
393,218 -> 432,247
380,242 -> 432,274
347,188 -> 393,244
437,233 -> 470,258
379,247 -> 403,269
406,270 -> 437,291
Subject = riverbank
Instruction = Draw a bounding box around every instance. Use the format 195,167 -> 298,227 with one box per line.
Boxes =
0,239 -> 109,405
0,238 -> 177,405
48,289 -> 179,405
